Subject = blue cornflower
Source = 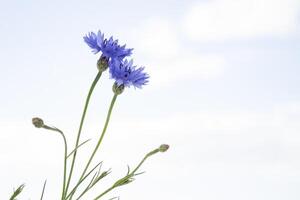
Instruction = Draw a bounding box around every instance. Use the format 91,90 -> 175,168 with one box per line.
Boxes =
83,32 -> 101,54
109,59 -> 149,89
83,30 -> 133,61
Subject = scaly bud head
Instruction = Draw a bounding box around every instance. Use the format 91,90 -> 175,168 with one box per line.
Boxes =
97,56 -> 109,72
32,117 -> 44,128
112,82 -> 125,95
159,144 -> 169,152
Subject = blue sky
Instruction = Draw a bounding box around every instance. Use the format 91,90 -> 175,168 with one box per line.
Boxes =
0,0 -> 300,199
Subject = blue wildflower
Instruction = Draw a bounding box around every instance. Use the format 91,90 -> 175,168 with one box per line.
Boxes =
109,59 -> 149,89
83,32 -> 101,54
83,30 -> 133,61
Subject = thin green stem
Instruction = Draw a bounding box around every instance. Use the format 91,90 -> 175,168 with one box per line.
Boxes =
76,169 -> 111,200
65,162 -> 103,200
131,149 -> 159,175
65,71 -> 102,195
93,147 -> 161,200
93,186 -> 114,200
69,94 -> 118,199
81,94 -> 118,177
75,172 -> 98,200
43,125 -> 68,199
40,180 -> 47,200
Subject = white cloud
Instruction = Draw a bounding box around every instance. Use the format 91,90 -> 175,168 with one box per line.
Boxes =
130,18 -> 180,59
126,0 -> 300,87
183,0 -> 300,42
109,102 -> 300,165
113,102 -> 300,137
145,53 -> 225,87
2,102 -> 300,200
129,18 -> 225,87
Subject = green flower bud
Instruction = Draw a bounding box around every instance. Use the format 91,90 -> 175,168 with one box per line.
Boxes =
159,144 -> 169,152
112,82 -> 125,95
97,56 -> 108,72
32,117 -> 44,128
98,170 -> 110,179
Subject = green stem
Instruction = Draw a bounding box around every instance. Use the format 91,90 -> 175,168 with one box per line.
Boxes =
65,162 -> 102,200
43,125 -> 68,200
75,173 -> 98,200
76,169 -> 110,200
81,93 -> 118,178
131,149 -> 159,175
65,71 -> 102,195
40,180 -> 47,200
93,147 -> 161,200
69,93 -> 118,199
93,186 -> 114,200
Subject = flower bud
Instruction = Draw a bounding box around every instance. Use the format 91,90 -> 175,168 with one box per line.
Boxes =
97,56 -> 108,72
98,170 -> 111,179
32,117 -> 44,128
112,82 -> 125,95
159,144 -> 169,152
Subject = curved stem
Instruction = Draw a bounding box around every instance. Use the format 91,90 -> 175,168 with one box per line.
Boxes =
65,71 -> 102,195
43,125 -> 68,200
131,149 -> 159,175
69,93 -> 118,199
93,147 -> 161,200
59,130 -> 68,199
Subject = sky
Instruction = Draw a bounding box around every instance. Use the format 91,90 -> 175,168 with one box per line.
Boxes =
0,0 -> 300,199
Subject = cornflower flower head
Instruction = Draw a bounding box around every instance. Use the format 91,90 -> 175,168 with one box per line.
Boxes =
109,59 -> 149,90
83,30 -> 133,61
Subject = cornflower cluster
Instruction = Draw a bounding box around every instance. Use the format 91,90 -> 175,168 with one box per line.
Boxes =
83,30 -> 149,89
9,30 -> 169,200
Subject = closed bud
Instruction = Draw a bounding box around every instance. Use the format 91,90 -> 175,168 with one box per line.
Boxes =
159,144 -> 169,152
112,83 -> 125,95
97,56 -> 108,72
32,117 -> 44,128
98,170 -> 110,179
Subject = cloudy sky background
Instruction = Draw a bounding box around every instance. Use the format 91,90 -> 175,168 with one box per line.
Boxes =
0,0 -> 300,199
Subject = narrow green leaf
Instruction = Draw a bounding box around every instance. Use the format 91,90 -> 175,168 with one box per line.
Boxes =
9,184 -> 25,200
67,139 -> 91,159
